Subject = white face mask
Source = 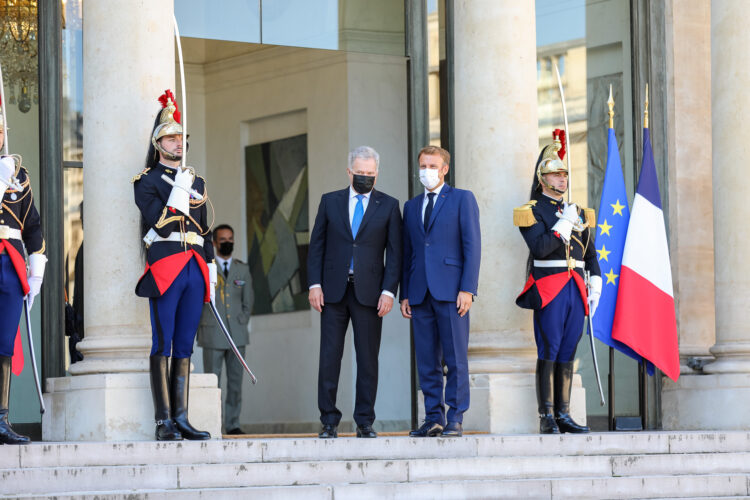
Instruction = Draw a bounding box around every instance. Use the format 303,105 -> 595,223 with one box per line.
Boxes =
419,168 -> 441,190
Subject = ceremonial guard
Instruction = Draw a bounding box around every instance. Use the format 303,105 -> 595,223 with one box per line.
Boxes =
133,90 -> 215,441
0,98 -> 46,444
514,130 -> 601,434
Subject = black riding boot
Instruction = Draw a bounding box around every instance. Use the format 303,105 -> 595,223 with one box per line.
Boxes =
149,355 -> 182,441
0,356 -> 30,444
554,361 -> 589,433
536,359 -> 560,434
170,357 -> 210,440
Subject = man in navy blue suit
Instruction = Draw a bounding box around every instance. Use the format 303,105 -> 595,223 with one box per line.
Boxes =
400,145 -> 481,437
308,146 -> 402,439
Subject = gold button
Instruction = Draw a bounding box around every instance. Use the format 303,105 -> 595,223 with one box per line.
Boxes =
227,314 -> 231,318
186,220 -> 190,225
0,220 -> 4,224
226,303 -> 230,308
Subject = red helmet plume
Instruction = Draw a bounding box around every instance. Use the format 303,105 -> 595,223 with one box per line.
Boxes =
157,89 -> 180,124
552,128 -> 566,160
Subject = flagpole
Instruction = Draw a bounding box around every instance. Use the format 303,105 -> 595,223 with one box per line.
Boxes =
607,84 -> 616,432
639,83 -> 650,431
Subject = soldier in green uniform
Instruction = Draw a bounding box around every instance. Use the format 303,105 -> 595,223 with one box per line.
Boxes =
198,224 -> 253,435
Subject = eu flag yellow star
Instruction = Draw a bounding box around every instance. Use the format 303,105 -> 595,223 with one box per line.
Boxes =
597,245 -> 611,262
598,219 -> 613,236
605,268 -> 619,285
611,199 -> 625,216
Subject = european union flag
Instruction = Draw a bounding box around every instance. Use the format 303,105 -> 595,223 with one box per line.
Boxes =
593,127 -> 653,373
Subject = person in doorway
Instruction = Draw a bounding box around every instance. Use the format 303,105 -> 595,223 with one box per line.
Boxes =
514,129 -> 600,434
132,90 -> 215,441
308,146 -> 402,439
400,145 -> 481,438
0,97 -> 47,445
198,224 -> 253,435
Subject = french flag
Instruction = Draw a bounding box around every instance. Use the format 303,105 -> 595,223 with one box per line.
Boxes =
611,127 -> 680,381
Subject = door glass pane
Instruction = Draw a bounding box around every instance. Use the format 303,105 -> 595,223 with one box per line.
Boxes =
175,0 -> 261,44
62,0 -> 83,162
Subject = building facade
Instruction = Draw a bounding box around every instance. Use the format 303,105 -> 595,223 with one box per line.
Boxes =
1,0 -> 740,440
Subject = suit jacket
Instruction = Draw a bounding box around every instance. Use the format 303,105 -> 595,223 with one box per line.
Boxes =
401,184 -> 481,305
198,259 -> 253,349
307,187 -> 402,307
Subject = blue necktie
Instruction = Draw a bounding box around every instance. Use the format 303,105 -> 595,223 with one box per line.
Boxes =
424,192 -> 436,231
350,194 -> 365,271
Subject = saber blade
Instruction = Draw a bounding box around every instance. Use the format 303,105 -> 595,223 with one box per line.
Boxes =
553,63 -> 572,203
209,301 -> 257,384
0,60 -> 9,155
23,297 -> 45,414
173,15 -> 187,170
587,312 -> 605,406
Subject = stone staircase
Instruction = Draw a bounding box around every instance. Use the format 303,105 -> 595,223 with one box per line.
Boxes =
1,431 -> 749,499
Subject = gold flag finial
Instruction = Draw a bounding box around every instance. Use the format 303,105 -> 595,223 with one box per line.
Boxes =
607,84 -> 615,129
644,83 -> 649,129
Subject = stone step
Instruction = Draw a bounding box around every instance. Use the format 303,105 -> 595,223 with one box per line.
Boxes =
7,475 -> 750,500
3,452 -> 750,496
3,431 -> 750,469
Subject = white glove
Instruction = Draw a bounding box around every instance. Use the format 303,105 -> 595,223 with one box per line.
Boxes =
208,262 -> 217,305
27,253 -> 47,309
560,202 -> 580,224
0,156 -> 15,198
166,167 -> 193,215
588,274 -> 602,317
552,218 -> 573,243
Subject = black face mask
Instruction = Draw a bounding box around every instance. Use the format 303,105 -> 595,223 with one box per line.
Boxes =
352,174 -> 375,194
218,241 -> 234,256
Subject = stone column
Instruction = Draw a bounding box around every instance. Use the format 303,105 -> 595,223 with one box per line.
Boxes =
663,0 -> 750,430
43,0 -> 221,441
452,0 -> 585,434
660,0 -> 718,429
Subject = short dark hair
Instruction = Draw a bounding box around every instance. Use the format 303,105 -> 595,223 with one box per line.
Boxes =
418,145 -> 450,166
213,224 -> 234,242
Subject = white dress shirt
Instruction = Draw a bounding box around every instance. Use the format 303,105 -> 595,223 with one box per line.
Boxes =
310,186 -> 394,299
215,255 -> 232,277
422,181 -> 446,222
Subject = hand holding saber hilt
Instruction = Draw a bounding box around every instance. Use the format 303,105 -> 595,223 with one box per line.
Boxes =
161,173 -> 202,200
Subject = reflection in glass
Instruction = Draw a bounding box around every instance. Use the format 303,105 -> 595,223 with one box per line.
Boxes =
62,0 -> 83,162
63,168 -> 83,368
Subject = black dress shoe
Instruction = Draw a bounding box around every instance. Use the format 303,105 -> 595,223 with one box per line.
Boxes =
556,413 -> 589,434
318,424 -> 338,439
226,428 -> 245,435
356,425 -> 377,438
409,421 -> 443,437
442,422 -> 463,437
539,414 -> 561,434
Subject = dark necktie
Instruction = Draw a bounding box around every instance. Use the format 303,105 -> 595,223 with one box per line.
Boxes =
424,192 -> 436,231
223,262 -> 229,279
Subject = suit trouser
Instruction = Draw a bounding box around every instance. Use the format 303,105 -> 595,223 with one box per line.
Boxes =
203,345 -> 246,431
0,255 -> 24,357
318,282 -> 382,427
412,291 -> 470,425
533,279 -> 585,363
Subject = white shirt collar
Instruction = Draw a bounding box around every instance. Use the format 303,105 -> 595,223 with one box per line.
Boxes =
216,255 -> 232,269
349,186 -> 373,199
424,182 -> 446,199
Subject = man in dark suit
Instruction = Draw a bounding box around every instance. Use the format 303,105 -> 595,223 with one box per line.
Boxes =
308,146 -> 402,439
400,145 -> 481,438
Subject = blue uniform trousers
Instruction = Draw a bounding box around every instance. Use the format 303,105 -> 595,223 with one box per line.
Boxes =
0,254 -> 24,357
149,257 -> 204,358
412,292 -> 470,425
533,279 -> 585,362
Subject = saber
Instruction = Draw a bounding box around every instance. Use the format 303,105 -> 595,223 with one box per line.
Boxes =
173,15 -> 187,170
585,271 -> 605,406
553,63 -> 572,204
0,59 -> 8,155
209,302 -> 257,384
23,297 -> 45,414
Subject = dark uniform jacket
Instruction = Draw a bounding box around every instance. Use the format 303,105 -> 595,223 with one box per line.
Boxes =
133,163 -> 214,301
516,193 -> 600,312
307,188 -> 402,307
0,165 -> 44,294
198,259 -> 253,349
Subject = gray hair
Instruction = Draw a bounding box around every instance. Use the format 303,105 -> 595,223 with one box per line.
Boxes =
348,146 -> 380,170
